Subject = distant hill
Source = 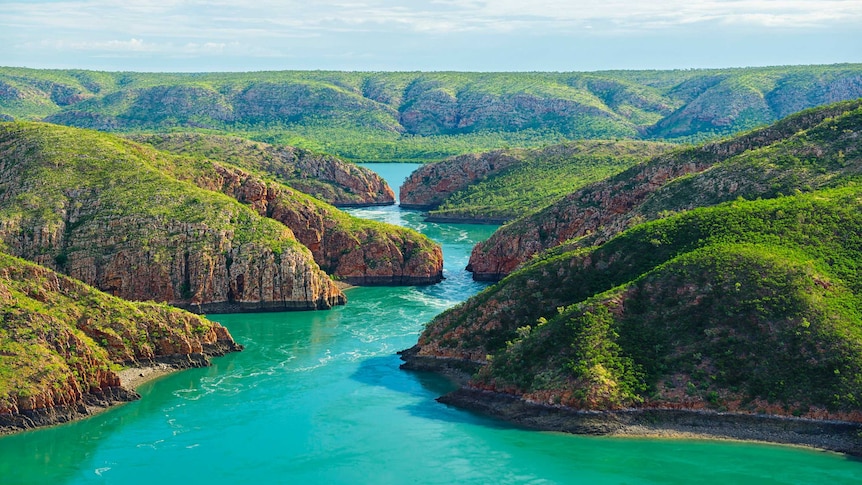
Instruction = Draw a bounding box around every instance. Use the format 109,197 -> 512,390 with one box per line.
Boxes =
1,65 -> 862,161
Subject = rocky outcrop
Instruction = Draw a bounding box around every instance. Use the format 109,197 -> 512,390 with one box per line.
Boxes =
434,388 -> 862,457
131,133 -> 395,206
399,150 -> 523,210
193,162 -> 443,285
401,141 -> 671,224
0,252 -> 242,433
467,99 -> 862,281
0,122 -> 345,312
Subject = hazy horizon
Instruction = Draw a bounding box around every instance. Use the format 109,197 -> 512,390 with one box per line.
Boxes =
2,1 -> 861,73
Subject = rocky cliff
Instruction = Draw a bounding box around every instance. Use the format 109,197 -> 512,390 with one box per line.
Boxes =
0,251 -> 242,433
400,150 -> 526,210
184,161 -> 443,285
131,133 -> 395,207
467,99 -> 862,281
0,122 -> 344,312
400,141 -> 671,223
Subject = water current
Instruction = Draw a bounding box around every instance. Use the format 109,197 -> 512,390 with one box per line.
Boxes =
1,163 -> 861,484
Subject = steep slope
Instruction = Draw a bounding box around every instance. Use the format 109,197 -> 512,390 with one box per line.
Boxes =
0,122 -> 344,312
468,99 -> 862,280
149,155 -> 443,285
400,141 -> 671,223
3,65 -> 862,161
0,251 -> 241,432
130,133 -> 395,207
404,187 -> 862,445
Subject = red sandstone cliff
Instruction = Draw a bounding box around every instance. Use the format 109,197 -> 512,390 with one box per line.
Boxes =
194,162 -> 444,285
0,253 -> 242,433
466,100 -> 862,281
0,122 -> 345,312
131,133 -> 395,207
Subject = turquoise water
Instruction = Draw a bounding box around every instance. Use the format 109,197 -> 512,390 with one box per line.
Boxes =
2,164 -> 862,484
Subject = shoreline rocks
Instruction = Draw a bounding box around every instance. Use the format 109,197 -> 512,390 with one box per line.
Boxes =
399,350 -> 862,457
437,388 -> 862,457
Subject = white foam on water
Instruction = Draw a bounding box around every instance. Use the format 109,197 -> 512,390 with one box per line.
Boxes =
136,439 -> 165,449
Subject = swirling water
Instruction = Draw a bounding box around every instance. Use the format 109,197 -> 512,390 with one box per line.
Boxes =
2,163 -> 861,484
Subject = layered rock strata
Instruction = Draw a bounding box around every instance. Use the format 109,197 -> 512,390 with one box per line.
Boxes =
0,252 -> 242,433
0,122 -> 344,312
467,99 -> 862,281
192,162 -> 443,285
131,133 -> 395,206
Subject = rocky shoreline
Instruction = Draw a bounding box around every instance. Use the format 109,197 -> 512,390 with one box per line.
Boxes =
0,341 -> 242,435
400,351 -> 862,457
438,388 -> 862,457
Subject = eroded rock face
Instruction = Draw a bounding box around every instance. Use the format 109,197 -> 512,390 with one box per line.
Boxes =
399,151 -> 523,210
0,123 -> 345,312
2,215 -> 344,312
197,163 -> 443,285
131,133 -> 395,207
466,100 -> 862,281
0,254 -> 242,433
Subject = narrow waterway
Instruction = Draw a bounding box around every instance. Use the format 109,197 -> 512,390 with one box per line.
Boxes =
1,164 -> 861,484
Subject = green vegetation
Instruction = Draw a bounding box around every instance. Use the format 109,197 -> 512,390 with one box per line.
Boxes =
0,122 -> 304,258
426,141 -> 671,221
467,98 -> 862,279
431,185 -> 862,412
124,132 -> 441,282
0,250 -> 229,412
0,122 -> 351,311
2,65 -> 862,162
128,132 -> 394,206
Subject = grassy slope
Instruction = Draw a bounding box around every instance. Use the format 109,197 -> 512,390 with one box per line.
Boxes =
481,188 -> 862,413
0,251 -> 236,413
426,141 -> 672,221
0,122 -> 342,309
128,132 -> 395,206
1,65 -> 861,161
468,98 -> 862,278
425,186 -> 862,415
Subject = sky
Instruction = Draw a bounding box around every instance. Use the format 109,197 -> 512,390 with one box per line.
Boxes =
1,0 -> 861,72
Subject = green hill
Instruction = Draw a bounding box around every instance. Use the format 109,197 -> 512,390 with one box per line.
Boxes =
2,65 -> 862,161
400,140 -> 672,223
468,98 -> 862,280
0,250 -> 241,432
408,185 -> 862,418
0,122 -> 344,312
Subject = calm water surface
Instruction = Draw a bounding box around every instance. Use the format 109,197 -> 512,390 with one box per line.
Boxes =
2,163 -> 861,484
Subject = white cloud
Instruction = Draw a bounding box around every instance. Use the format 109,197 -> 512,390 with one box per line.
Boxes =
1,0 -> 860,70
4,0 -> 862,41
